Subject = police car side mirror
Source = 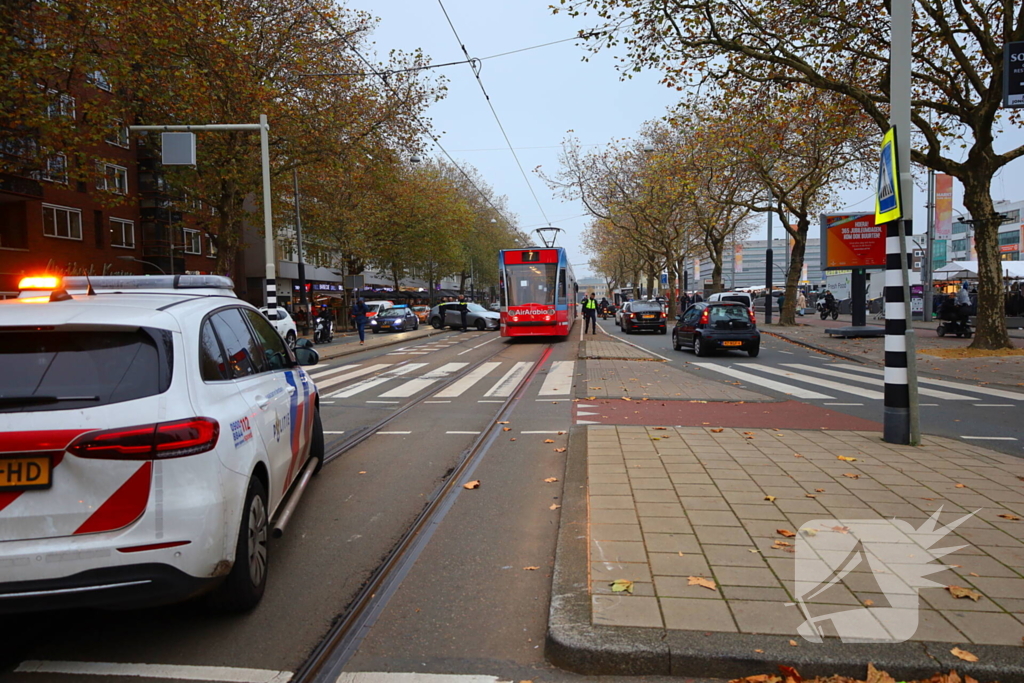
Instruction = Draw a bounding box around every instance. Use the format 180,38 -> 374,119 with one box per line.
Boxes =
294,347 -> 319,367
295,338 -> 314,350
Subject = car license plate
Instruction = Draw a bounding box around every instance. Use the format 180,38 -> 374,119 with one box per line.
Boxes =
381,324 -> 391,329
643,315 -> 656,319
723,341 -> 743,347
0,454 -> 53,491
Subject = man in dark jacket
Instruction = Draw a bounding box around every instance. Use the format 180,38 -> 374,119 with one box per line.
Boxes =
351,298 -> 369,345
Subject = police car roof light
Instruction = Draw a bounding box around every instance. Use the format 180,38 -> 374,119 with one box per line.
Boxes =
61,274 -> 236,292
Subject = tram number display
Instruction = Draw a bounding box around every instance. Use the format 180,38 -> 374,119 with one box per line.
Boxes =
521,250 -> 541,262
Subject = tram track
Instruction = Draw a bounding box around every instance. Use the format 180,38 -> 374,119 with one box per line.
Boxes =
293,342 -> 555,683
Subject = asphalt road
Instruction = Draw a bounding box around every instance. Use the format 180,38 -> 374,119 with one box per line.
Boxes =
593,317 -> 1024,458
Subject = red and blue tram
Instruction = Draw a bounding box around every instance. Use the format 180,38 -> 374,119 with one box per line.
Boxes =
498,247 -> 577,338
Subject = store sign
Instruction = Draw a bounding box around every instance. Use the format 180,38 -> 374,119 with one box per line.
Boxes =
1000,243 -> 1019,253
822,213 -> 886,269
1004,41 -> 1024,108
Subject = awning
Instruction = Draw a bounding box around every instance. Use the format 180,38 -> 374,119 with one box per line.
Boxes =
934,260 -> 1024,279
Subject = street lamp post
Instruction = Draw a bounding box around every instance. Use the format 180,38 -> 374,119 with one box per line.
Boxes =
117,255 -> 166,274
765,196 -> 774,325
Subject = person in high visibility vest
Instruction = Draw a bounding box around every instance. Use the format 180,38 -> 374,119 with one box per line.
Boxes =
582,291 -> 598,334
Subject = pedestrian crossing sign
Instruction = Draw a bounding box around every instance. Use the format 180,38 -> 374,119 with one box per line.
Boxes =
875,127 -> 902,224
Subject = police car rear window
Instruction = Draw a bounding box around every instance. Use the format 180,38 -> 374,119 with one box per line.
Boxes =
0,328 -> 172,413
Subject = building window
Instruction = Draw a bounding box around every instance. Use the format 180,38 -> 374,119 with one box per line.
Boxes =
110,218 -> 134,248
184,228 -> 201,254
952,222 -> 968,234
206,233 -> 218,258
87,70 -> 112,92
40,153 -> 67,183
45,91 -> 75,119
42,204 -> 82,240
96,163 -> 128,194
952,238 -> 968,253
105,119 -> 129,148
999,231 -> 1018,246
1000,209 -> 1020,225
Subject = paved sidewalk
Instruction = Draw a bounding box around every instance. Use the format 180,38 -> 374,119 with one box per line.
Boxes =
548,425 -> 1024,680
581,340 -> 661,361
762,316 -> 1024,389
581,359 -> 767,402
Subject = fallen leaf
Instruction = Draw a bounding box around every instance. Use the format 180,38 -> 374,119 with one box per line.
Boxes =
955,483 -> 966,488
778,665 -> 802,683
558,431 -> 565,435
772,540 -> 792,548
864,599 -> 874,606
544,477 -> 558,483
358,471 -> 367,474
510,438 -> 516,441
830,526 -> 851,534
800,528 -> 818,537
554,447 -> 566,452
463,480 -> 481,489
523,566 -> 539,571
998,514 -> 1021,521
497,421 -> 509,424
969,572 -> 980,577
805,494 -> 816,498
749,548 -> 762,553
951,647 -> 979,662
793,453 -> 804,458
550,503 -> 561,510
502,427 -> 511,432
777,528 -> 796,538
544,439 -> 555,443
688,576 -> 717,590
921,497 -> 935,501
678,551 -> 685,557
843,473 -> 860,479
610,579 -> 634,593
754,649 -> 765,654
789,639 -> 798,647
653,427 -> 668,430
711,428 -> 724,433
742,431 -> 754,435
865,663 -> 893,683
815,488 -> 825,493
764,495 -> 777,502
947,585 -> 982,601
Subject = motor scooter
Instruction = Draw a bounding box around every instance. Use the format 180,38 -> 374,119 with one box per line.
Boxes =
314,315 -> 334,344
937,305 -> 973,338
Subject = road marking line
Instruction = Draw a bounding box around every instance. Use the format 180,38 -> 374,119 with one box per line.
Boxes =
689,363 -> 834,399
522,431 -> 561,434
329,364 -> 428,398
309,364 -> 360,379
973,403 -> 1014,407
536,398 -> 567,402
477,400 -> 504,403
446,431 -> 481,435
377,431 -> 412,435
366,400 -> 400,404
577,411 -> 599,416
435,362 -> 501,397
539,360 -> 575,395
315,364 -> 393,391
423,400 -> 451,404
324,431 -> 346,435
777,350 -> 794,354
381,362 -> 469,398
485,361 -> 533,397
576,419 -> 600,424
832,363 -> 1024,400
750,365 -> 885,399
961,436 -> 1018,441
920,403 -> 939,406
337,673 -> 506,683
577,404 -> 598,408
14,660 -> 292,682
781,363 -> 971,401
319,401 -> 336,404
597,325 -> 672,361
824,403 -> 863,406
457,335 -> 501,355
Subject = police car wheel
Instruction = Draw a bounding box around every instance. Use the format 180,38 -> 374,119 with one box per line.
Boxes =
286,331 -> 296,349
210,477 -> 268,613
311,409 -> 325,475
476,319 -> 486,331
431,318 -> 442,329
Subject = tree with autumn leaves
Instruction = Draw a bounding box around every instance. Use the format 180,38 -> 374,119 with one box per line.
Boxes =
555,0 -> 1022,348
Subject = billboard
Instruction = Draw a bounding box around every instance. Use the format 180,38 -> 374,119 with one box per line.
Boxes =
734,243 -> 743,273
934,174 -> 953,239
821,213 -> 886,270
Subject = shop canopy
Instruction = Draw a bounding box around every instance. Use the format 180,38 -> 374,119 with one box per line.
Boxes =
934,260 -> 1024,280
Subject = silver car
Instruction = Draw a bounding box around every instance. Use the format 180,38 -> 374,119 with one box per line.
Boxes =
429,302 -> 500,331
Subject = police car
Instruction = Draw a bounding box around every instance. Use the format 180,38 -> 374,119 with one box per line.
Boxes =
0,275 -> 324,613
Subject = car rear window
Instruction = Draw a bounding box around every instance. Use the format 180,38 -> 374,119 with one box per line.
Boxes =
721,295 -> 750,305
632,303 -> 662,312
0,328 -> 172,413
710,305 -> 751,321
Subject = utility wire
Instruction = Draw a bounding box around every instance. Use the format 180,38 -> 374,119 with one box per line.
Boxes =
297,57 -> 479,78
436,0 -> 551,225
301,0 -> 516,227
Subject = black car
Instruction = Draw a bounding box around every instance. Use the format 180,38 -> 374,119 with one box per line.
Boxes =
370,306 -> 420,333
619,300 -> 667,334
672,302 -> 760,357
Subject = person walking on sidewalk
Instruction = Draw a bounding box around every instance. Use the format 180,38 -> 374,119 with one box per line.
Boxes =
582,292 -> 598,334
351,297 -> 369,345
796,289 -> 807,316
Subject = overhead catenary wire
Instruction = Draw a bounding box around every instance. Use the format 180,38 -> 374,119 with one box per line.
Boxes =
435,0 -> 551,225
300,0 -> 516,227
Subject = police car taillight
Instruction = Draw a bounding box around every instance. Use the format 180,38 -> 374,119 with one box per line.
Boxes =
68,418 -> 220,460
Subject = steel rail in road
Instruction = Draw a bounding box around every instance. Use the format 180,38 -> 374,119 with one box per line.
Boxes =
293,342 -> 555,683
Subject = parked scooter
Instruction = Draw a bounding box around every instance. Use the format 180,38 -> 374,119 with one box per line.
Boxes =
936,305 -> 973,338
314,314 -> 334,344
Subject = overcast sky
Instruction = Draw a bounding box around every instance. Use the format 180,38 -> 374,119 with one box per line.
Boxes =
356,0 -> 1022,279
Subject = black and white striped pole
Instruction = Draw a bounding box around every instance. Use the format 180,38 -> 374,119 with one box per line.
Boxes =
881,0 -> 920,445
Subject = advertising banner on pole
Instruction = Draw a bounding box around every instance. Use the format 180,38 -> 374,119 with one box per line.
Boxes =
934,174 -> 953,239
820,213 -> 887,270
734,243 -> 743,273
693,258 -> 701,281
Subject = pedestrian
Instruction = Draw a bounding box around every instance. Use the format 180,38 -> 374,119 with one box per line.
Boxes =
796,289 -> 807,316
458,294 -> 469,331
693,291 -> 703,303
582,291 -> 598,334
351,297 -> 369,345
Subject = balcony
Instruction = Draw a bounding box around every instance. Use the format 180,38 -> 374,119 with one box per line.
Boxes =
0,172 -> 43,199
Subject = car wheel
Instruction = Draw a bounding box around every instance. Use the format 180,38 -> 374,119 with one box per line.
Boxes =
476,318 -> 487,331
285,330 -> 296,349
747,344 -> 760,358
672,332 -> 681,351
431,317 -> 442,329
209,476 -> 268,613
694,335 -> 710,357
660,327 -> 667,335
310,409 -> 325,475
936,324 -> 946,337
372,328 -> 379,334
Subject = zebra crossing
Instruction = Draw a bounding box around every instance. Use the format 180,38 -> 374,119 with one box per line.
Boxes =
307,358 -> 575,402
690,360 -> 1024,406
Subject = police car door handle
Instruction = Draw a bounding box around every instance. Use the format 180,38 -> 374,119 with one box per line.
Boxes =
286,385 -> 296,396
255,395 -> 270,410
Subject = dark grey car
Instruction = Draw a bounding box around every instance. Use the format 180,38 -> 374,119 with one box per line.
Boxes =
429,302 -> 500,331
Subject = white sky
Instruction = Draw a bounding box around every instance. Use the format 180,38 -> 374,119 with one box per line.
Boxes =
357,0 -> 1023,278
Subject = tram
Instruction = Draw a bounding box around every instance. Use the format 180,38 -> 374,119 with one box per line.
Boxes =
498,247 -> 577,338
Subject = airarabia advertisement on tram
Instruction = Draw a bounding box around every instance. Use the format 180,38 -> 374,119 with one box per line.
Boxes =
498,248 -> 576,338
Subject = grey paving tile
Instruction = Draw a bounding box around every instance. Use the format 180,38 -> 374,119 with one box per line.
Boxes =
719,585 -> 791,602
679,496 -> 732,511
963,575 -> 1024,599
716,479 -> 764,492
731,504 -> 790,521
948,554 -> 1022,578
703,544 -> 770,568
591,495 -> 635,510
920,586 -> 1003,612
673,484 -> 722,497
591,560 -> 652,584
591,539 -> 649,563
644,532 -> 702,554
712,566 -> 782,588
590,483 -> 632,497
941,609 -> 1024,645
592,580 -> 656,597
630,478 -> 674,490
591,523 -> 643,542
649,552 -> 712,576
634,489 -> 680,503
592,594 -> 663,628
730,599 -> 805,635
909,610 -> 969,643
637,502 -> 687,518
591,509 -> 639,525
688,510 -> 742,527
661,597 -> 737,631
695,525 -> 752,546
957,527 -> 1024,547
640,517 -> 693,534
590,473 -> 629,485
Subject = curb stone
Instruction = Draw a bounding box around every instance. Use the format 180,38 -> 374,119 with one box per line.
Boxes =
761,329 -> 868,365
545,425 -> 1024,681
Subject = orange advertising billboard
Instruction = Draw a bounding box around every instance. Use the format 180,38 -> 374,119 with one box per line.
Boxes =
822,213 -> 886,270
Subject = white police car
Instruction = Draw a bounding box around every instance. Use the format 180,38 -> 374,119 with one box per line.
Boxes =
0,275 -> 324,613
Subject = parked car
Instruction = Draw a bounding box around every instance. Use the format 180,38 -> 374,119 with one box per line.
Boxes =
488,302 -> 501,312
619,300 -> 668,334
672,301 -> 760,357
259,306 -> 298,348
428,302 -> 500,331
370,306 -> 420,333
411,305 -> 431,323
363,300 -> 394,318
707,291 -> 754,308
1,274 -> 324,614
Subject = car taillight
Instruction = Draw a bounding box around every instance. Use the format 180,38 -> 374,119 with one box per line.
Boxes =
629,313 -> 635,319
699,309 -> 710,325
68,418 -> 220,460
749,307 -> 756,324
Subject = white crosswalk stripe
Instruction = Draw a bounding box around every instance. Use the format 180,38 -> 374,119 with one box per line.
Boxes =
748,366 -> 885,400
309,363 -> 359,379
690,363 -> 834,399
314,364 -> 393,391
435,362 -> 501,398
781,363 -> 972,401
380,362 -> 469,398
328,364 -> 428,398
831,363 -> 1024,401
485,362 -> 534,397
539,360 -> 575,395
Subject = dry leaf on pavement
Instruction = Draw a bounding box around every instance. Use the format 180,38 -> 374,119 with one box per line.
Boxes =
777,528 -> 796,538
793,453 -> 804,457
837,455 -> 858,461
815,488 -> 825,492
778,665 -> 802,683
947,585 -> 982,601
510,438 -> 516,441
550,503 -> 561,510
544,477 -> 558,483
866,663 -> 893,683
843,473 -> 860,479
688,576 -> 717,590
998,514 -> 1021,521
864,599 -> 874,606
463,480 -> 481,489
951,647 -> 979,662
653,427 -> 668,430
497,421 -> 509,424
711,428 -> 724,433
502,427 -> 511,432
358,471 -> 367,474
610,579 -> 634,593
523,566 -> 539,571
788,640 -> 798,647
955,483 -> 966,488
732,676 -> 778,683
764,495 -> 777,502
805,494 -> 816,498
543,439 -> 554,443
554,447 -> 566,452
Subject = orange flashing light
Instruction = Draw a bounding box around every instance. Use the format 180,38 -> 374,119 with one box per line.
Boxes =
19,276 -> 60,290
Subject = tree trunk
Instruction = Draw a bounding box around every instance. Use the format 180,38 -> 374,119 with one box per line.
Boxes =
779,222 -> 808,326
962,178 -> 1011,349
710,240 -> 725,293
666,265 -> 678,318
646,273 -> 655,299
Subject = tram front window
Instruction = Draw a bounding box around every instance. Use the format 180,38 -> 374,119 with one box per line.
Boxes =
505,263 -> 557,306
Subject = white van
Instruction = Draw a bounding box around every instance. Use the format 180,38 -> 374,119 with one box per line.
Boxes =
706,291 -> 753,308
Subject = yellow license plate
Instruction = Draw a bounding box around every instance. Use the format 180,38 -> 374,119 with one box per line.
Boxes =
722,341 -> 743,347
0,455 -> 53,491
643,315 -> 656,319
